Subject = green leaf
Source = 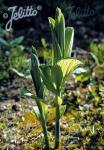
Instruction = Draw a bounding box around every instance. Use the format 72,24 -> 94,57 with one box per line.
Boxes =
90,42 -> 98,56
53,58 -> 82,91
9,36 -> 24,46
0,37 -> 8,46
57,58 -> 82,79
32,46 -> 38,55
48,8 -> 66,63
49,17 -> 62,63
41,58 -> 82,95
90,52 -> 100,66
48,17 -> 55,64
31,53 -> 44,99
51,64 -> 63,93
0,27 -> 7,36
41,38 -> 47,48
48,17 -> 55,30
41,102 -> 48,120
65,27 -> 74,57
33,106 -> 40,121
51,31 -> 62,62
55,34 -> 62,62
33,102 -> 48,122
40,65 -> 57,94
55,7 -> 65,57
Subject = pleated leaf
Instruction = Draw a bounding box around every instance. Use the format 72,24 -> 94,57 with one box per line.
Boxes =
41,58 -> 82,95
40,65 -> 57,94
33,101 -> 48,122
31,53 -> 44,99
48,17 -> 62,64
0,38 -> 8,46
65,27 -> 74,57
56,58 -> 82,89
55,8 -> 65,57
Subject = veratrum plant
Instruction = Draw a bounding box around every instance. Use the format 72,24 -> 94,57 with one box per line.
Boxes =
90,42 -> 104,79
48,8 -> 74,64
0,28 -> 28,80
90,42 -> 104,67
40,8 -> 82,149
28,7 -> 82,150
30,47 -> 50,149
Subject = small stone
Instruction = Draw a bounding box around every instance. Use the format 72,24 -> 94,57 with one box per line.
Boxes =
12,104 -> 20,111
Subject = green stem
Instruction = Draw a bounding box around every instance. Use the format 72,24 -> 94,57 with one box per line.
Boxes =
55,96 -> 60,149
36,100 -> 50,150
40,111 -> 50,150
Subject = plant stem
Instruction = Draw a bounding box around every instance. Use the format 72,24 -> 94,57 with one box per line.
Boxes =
40,112 -> 50,150
55,96 -> 60,149
36,100 -> 50,150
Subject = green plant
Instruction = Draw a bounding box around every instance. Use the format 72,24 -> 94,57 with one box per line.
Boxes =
0,28 -> 28,80
90,42 -> 104,79
23,8 -> 82,149
45,8 -> 82,148
31,47 -> 49,149
48,8 -> 74,64
90,42 -> 104,67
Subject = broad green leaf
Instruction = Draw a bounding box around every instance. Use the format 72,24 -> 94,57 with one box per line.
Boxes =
90,52 -> 100,66
51,65 -> 63,93
41,38 -> 47,48
40,65 -> 57,94
33,106 -> 41,121
0,27 -> 7,36
48,17 -> 55,30
41,58 -> 82,95
48,8 -> 75,64
9,36 -> 24,46
57,58 -> 82,78
32,46 -> 38,55
55,7 -> 65,57
33,102 -> 48,122
48,17 -> 55,64
49,18 -> 62,63
41,102 -> 48,120
48,9 -> 65,63
90,42 -> 98,56
52,31 -> 62,62
65,27 -> 74,57
54,58 -> 82,90
90,42 -> 104,65
31,53 -> 44,99
0,37 -> 8,46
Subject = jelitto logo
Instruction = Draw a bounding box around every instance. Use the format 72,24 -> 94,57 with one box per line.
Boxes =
2,5 -> 42,31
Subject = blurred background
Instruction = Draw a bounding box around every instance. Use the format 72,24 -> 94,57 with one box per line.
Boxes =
0,0 -> 104,96
0,0 -> 104,48
0,1 -> 104,149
